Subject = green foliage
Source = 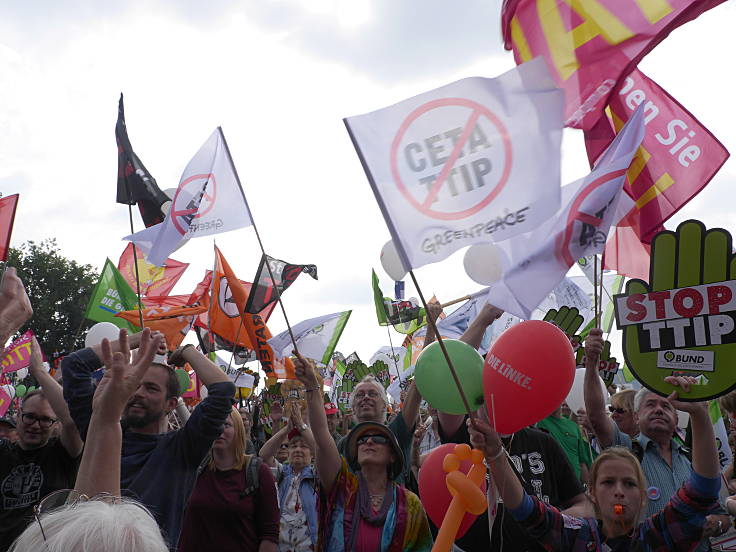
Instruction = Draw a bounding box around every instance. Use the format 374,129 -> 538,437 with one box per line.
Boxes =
7,239 -> 98,355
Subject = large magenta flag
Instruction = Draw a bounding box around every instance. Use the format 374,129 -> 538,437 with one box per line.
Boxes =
502,0 -> 726,129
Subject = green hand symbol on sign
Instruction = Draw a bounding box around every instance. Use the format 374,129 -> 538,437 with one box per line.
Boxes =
618,220 -> 736,401
576,339 -> 619,387
544,306 -> 584,351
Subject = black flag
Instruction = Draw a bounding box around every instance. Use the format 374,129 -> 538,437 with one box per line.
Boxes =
115,93 -> 170,227
244,254 -> 318,314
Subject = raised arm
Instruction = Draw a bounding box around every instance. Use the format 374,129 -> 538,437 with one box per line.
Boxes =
667,376 -> 718,479
259,422 -> 290,464
439,304 -> 503,437
29,337 -> 82,457
294,352 -> 341,494
74,328 -> 162,496
467,417 -> 525,510
169,344 -> 230,386
582,329 -> 615,448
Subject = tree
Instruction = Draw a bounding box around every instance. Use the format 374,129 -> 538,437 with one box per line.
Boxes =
7,239 -> 99,356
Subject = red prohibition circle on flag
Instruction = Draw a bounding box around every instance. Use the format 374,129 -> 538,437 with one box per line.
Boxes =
389,98 -> 513,221
171,173 -> 218,235
554,168 -> 628,266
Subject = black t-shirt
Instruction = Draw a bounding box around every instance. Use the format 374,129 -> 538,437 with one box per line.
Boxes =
0,438 -> 79,551
438,420 -> 583,552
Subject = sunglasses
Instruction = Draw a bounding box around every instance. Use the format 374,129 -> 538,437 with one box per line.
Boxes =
356,433 -> 389,446
608,406 -> 628,415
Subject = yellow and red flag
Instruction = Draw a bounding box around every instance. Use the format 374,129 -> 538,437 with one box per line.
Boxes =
0,194 -> 19,262
211,246 -> 295,379
118,242 -> 189,297
501,0 -> 726,129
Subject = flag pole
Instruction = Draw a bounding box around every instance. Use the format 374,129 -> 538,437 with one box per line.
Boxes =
217,127 -> 301,356
593,255 -> 599,328
385,326 -> 403,383
124,199 -> 145,329
408,269 -> 475,419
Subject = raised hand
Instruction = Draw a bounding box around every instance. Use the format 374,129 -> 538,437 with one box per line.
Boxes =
467,417 -> 503,460
664,375 -> 707,415
293,350 -> 319,389
94,328 -> 162,421
28,336 -> 45,378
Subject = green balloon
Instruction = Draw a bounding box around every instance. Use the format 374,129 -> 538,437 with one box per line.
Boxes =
15,384 -> 27,398
175,369 -> 192,396
26,386 -> 36,394
415,339 -> 485,415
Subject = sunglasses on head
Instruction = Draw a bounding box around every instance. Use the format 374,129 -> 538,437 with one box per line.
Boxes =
356,433 -> 389,446
608,406 -> 627,415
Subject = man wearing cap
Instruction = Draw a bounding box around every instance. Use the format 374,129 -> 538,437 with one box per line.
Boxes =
0,338 -> 83,551
0,418 -> 16,442
324,402 -> 341,443
62,332 -> 235,550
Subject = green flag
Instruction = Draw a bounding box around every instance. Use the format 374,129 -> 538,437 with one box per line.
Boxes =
84,259 -> 139,331
372,269 -> 426,334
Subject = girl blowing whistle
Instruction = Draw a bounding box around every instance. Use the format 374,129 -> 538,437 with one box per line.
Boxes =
468,376 -> 721,552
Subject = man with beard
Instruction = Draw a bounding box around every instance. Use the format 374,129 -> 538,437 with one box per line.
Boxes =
62,332 -> 235,550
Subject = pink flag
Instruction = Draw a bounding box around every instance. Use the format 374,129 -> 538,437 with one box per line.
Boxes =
586,69 -> 729,243
1,330 -> 35,373
0,387 -> 10,417
502,0 -> 726,129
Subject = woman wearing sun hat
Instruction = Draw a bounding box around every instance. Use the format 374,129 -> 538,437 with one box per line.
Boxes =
293,352 -> 432,552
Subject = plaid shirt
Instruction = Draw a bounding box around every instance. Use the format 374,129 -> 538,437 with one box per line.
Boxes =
511,471 -> 719,551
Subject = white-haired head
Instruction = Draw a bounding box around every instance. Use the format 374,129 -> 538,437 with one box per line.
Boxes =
10,499 -> 168,552
350,375 -> 389,425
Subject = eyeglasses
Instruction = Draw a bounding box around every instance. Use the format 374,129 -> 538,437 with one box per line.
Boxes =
354,390 -> 381,400
608,406 -> 628,415
356,434 -> 389,446
34,489 -> 149,544
21,413 -> 58,429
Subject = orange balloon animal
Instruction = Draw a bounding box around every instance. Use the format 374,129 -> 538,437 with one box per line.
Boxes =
432,443 -> 487,552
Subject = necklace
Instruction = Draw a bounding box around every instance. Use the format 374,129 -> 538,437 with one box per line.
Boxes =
369,493 -> 384,509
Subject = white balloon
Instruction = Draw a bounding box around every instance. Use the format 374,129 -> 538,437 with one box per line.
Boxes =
15,368 -> 28,379
85,322 -> 122,349
677,410 -> 689,429
1,384 -> 15,399
463,244 -> 503,286
380,240 -> 407,282
565,368 -> 608,414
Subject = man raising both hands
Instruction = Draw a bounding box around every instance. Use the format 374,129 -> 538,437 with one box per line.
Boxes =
62,336 -> 235,549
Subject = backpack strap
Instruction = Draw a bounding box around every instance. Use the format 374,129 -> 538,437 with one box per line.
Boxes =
242,455 -> 262,497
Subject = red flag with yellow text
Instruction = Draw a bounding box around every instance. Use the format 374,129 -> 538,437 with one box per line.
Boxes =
501,0 -> 726,129
212,246 -> 295,379
118,243 -> 189,297
0,194 -> 19,262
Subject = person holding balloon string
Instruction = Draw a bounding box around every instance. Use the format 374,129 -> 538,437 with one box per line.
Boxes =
468,375 -> 722,551
292,351 -> 433,552
427,303 -> 589,552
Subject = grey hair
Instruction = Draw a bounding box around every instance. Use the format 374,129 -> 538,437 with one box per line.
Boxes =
10,499 -> 168,552
350,375 -> 388,424
633,387 -> 656,413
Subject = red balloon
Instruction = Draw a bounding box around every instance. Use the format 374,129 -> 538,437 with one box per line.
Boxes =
418,443 -> 486,538
483,320 -> 575,434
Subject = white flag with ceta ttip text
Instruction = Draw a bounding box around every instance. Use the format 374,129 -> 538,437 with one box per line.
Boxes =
345,57 -> 564,272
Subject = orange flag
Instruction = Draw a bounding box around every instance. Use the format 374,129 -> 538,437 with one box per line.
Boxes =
116,304 -> 206,350
212,246 -> 295,379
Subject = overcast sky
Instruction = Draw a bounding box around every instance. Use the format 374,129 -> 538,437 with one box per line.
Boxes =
1,1 -> 734,368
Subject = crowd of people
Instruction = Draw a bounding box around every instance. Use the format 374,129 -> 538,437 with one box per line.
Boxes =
0,265 -> 733,551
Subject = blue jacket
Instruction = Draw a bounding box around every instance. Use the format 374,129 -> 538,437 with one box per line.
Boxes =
278,463 -> 319,546
62,347 -> 235,550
